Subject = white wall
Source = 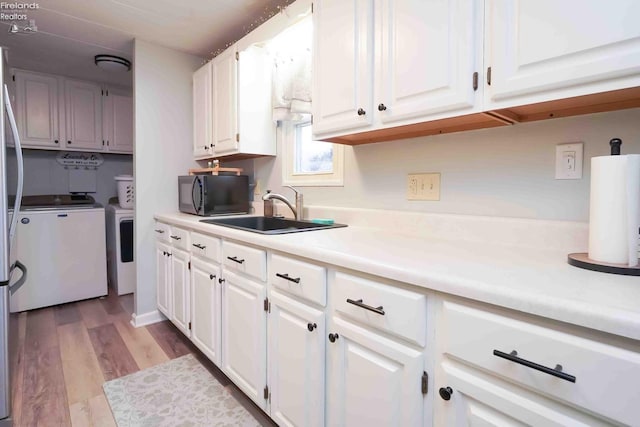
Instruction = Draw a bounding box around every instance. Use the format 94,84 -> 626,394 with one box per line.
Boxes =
134,39 -> 201,319
6,149 -> 132,207
254,108 -> 640,222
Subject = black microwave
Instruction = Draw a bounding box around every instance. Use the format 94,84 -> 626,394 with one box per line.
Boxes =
178,175 -> 250,216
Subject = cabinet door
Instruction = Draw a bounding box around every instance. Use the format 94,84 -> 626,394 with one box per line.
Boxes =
235,46 -> 276,157
190,258 -> 221,365
312,0 -> 373,137
109,94 -> 133,153
221,269 -> 267,409
486,0 -> 640,109
377,0 -> 482,125
193,62 -> 212,157
268,290 -> 325,427
170,248 -> 191,337
212,47 -> 238,154
434,361 -> 612,426
65,80 -> 102,150
14,71 -> 61,147
156,242 -> 171,317
326,317 -> 424,427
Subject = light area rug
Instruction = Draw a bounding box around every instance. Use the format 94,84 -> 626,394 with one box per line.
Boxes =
103,354 -> 260,427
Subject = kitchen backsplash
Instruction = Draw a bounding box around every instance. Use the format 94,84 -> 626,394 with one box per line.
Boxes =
254,108 -> 640,222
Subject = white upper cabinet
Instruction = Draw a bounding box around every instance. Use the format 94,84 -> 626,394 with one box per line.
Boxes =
313,0 -> 483,139
377,0 -> 482,124
102,91 -> 133,153
205,44 -> 275,158
193,62 -> 212,157
14,69 -> 132,154
312,0 -> 374,136
212,46 -> 238,155
14,70 -> 61,148
64,79 -> 102,150
485,0 -> 640,109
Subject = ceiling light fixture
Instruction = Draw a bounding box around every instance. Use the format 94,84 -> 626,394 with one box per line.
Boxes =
94,54 -> 131,72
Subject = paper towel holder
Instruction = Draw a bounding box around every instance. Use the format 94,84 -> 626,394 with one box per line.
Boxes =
568,253 -> 640,276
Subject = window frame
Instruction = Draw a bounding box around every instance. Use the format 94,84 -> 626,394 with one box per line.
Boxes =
282,121 -> 344,187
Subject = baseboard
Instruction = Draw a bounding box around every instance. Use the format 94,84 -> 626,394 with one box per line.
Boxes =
130,309 -> 167,328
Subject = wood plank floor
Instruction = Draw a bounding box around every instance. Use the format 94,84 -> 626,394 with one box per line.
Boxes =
13,290 -> 276,426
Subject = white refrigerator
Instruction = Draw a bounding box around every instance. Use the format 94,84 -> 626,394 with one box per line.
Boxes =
0,46 -> 26,426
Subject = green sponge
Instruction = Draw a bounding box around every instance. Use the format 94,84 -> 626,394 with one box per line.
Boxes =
311,218 -> 335,225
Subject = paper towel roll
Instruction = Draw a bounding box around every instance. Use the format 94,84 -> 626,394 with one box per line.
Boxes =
588,154 -> 640,267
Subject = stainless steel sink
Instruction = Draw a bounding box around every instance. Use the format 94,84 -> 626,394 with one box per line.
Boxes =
200,216 -> 347,234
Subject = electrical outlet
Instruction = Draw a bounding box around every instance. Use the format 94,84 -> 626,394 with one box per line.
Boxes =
555,142 -> 583,179
407,173 -> 440,201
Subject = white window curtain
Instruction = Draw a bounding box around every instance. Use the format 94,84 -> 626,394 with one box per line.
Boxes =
270,15 -> 312,122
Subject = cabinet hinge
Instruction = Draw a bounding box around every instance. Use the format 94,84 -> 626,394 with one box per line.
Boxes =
236,133 -> 239,142
12,75 -> 15,81
263,298 -> 270,312
263,385 -> 270,400
188,261 -> 191,270
106,89 -> 109,96
102,140 -> 105,146
101,89 -> 104,96
487,66 -> 492,86
421,371 -> 428,395
235,51 -> 239,61
188,321 -> 192,330
311,2 -> 313,13
472,72 -> 478,91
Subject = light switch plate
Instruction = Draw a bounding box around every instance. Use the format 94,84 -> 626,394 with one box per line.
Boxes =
407,173 -> 441,201
555,142 -> 583,179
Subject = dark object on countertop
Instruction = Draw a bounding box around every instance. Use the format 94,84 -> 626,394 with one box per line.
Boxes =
567,253 -> 640,276
10,194 -> 96,208
609,138 -> 622,155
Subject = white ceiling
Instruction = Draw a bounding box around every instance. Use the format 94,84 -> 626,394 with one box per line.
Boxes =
0,0 -> 294,88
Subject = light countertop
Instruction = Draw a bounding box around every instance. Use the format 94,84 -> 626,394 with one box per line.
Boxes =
155,212 -> 640,341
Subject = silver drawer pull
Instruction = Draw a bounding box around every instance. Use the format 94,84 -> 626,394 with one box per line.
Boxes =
276,273 -> 300,284
346,298 -> 385,316
493,350 -> 576,383
192,243 -> 206,250
154,229 -> 165,233
227,256 -> 245,264
170,235 -> 181,240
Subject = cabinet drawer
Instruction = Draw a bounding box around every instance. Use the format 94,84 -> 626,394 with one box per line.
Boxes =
190,232 -> 221,263
441,301 -> 640,426
333,273 -> 427,347
271,254 -> 326,306
168,226 -> 190,251
153,222 -> 171,243
222,241 -> 266,282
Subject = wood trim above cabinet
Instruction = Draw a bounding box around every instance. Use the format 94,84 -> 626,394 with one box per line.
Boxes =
319,87 -> 640,146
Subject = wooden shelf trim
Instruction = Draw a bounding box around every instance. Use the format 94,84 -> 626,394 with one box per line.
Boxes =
319,87 -> 640,146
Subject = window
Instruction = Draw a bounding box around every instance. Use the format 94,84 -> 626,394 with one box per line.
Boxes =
282,121 -> 344,186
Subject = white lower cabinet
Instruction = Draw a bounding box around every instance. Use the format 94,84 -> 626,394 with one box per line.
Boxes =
155,241 -> 171,318
326,316 -> 426,427
435,298 -> 640,426
170,248 -> 191,337
190,258 -> 221,365
434,361 -> 611,427
221,269 -> 268,409
268,290 -> 325,427
154,219 -> 640,427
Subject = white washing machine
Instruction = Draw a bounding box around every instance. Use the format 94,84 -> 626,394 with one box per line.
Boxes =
106,204 -> 135,295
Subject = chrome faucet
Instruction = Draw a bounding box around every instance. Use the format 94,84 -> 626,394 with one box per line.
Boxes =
262,186 -> 304,220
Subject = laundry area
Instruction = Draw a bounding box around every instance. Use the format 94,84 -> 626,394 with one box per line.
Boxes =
7,133 -> 134,313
